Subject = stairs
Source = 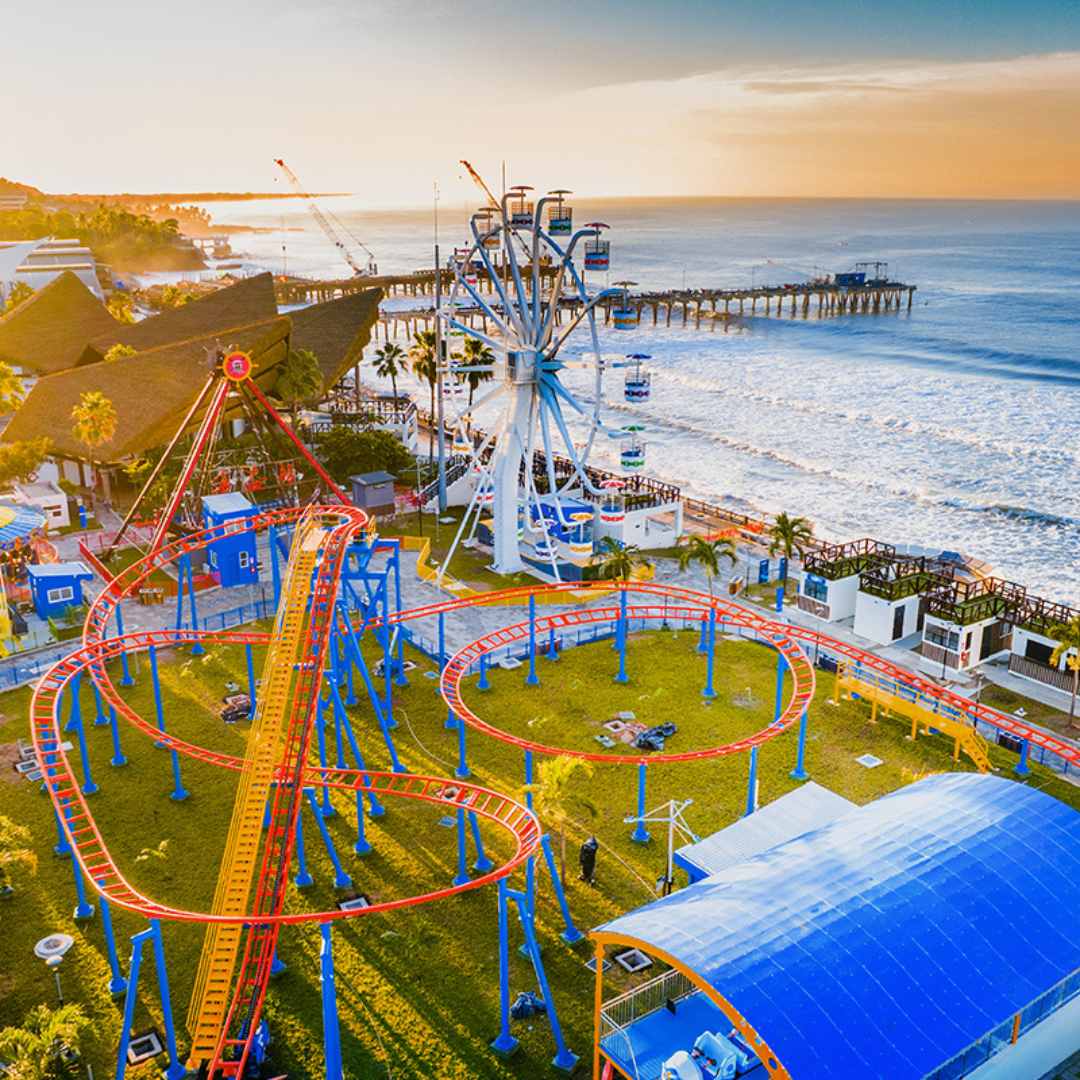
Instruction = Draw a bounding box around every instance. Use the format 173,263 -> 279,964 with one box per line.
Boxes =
837,660 -> 993,773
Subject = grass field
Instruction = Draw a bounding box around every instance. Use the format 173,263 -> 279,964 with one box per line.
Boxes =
0,616 -> 1076,1079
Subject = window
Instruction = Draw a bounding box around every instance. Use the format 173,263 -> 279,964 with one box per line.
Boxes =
926,624 -> 960,652
803,575 -> 827,602
1025,639 -> 1054,665
46,586 -> 74,604
238,551 -> 250,569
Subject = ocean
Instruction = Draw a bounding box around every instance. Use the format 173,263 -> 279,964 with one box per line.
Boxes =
192,196 -> 1080,606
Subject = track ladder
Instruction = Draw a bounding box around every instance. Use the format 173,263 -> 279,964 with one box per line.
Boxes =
837,660 -> 992,773
185,516 -> 331,1068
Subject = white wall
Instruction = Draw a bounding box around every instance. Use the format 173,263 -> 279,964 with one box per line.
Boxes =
853,591 -> 921,646
593,500 -> 682,551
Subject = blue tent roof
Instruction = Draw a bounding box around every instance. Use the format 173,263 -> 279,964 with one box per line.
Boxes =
0,503 -> 46,548
596,774 -> 1080,1080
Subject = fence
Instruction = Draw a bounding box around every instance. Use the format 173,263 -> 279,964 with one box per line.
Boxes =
922,966 -> 1080,1080
601,968 -> 697,1041
0,641 -> 84,692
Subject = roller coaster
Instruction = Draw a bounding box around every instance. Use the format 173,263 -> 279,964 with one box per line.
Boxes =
29,504 -> 1080,1079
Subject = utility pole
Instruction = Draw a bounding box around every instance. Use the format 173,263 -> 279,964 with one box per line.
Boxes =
434,183 -> 447,513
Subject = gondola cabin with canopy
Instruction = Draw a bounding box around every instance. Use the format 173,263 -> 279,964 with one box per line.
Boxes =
546,190 -> 573,235
584,223 -> 611,271
624,353 -> 652,401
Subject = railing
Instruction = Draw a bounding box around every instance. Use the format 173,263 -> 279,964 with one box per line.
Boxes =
1009,653 -> 1075,694
601,968 -> 697,1040
922,966 -> 1080,1080
920,641 -> 961,671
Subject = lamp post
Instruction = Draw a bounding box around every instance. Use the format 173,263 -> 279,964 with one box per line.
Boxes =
35,933 -> 75,1004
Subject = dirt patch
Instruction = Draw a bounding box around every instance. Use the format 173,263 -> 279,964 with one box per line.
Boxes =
0,741 -> 25,785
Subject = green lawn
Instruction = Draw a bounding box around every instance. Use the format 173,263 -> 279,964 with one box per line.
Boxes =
0,623 -> 1076,1079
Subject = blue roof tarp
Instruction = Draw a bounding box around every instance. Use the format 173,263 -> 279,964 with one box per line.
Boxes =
596,774 -> 1080,1080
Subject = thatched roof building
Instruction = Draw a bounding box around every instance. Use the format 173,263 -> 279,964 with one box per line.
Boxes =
291,287 -> 381,390
0,272 -> 118,374
5,318 -> 290,462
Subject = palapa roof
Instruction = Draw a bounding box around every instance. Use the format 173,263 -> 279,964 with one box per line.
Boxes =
83,272 -> 278,363
0,272 -> 119,374
5,317 -> 290,462
289,287 -> 381,390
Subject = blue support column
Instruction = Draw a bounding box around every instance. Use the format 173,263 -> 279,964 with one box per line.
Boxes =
631,763 -> 650,843
115,605 -> 134,686
270,949 -> 287,977
269,523 -> 283,604
524,751 -> 535,924
511,891 -> 578,1076
53,807 -> 72,858
246,643 -> 257,714
702,608 -> 717,698
330,686 -> 388,809
1015,738 -> 1032,776
454,807 -> 470,886
115,930 -> 151,1080
149,645 -> 166,744
99,896 -> 127,995
490,878 -> 520,1058
615,589 -> 629,684
353,789 -> 370,855
93,681 -> 108,725
316,697 -> 334,816
169,749 -> 188,801
455,713 -> 470,779
438,611 -> 446,670
185,553 -> 203,655
107,704 -> 127,767
74,715 -> 98,796
72,860 -> 94,920
526,594 -> 539,686
343,632 -> 357,706
697,616 -> 708,654
320,923 -> 343,1080
150,920 -> 186,1080
790,709 -> 810,781
468,811 -> 493,873
745,747 -> 759,816
294,808 -> 313,888
63,673 -> 81,733
540,834 -> 583,945
546,624 -> 558,661
478,650 -> 490,690
305,789 -> 351,888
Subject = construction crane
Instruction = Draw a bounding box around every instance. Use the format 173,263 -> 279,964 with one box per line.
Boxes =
460,160 -> 499,208
273,157 -> 377,277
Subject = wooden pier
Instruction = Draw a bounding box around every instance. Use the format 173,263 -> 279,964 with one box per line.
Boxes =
274,269 -> 916,340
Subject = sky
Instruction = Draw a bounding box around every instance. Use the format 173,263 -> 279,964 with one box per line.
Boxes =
1,0 -> 1078,203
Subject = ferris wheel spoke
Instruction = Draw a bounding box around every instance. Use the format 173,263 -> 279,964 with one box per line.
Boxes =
447,382 -> 505,427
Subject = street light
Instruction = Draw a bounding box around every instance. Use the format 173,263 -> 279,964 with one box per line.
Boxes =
35,933 -> 74,1005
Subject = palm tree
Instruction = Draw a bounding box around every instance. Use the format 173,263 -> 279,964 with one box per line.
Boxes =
373,342 -> 407,404
677,534 -> 736,596
526,755 -> 594,888
71,391 -> 117,502
767,511 -> 814,584
0,362 -> 25,415
1049,613 -> 1080,729
0,813 -> 36,901
461,336 -> 495,405
590,536 -> 653,583
409,330 -> 439,460
274,348 -> 323,429
4,281 -> 35,312
0,1004 -> 89,1080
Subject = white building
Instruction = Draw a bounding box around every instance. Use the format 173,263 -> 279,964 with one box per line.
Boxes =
0,238 -> 104,307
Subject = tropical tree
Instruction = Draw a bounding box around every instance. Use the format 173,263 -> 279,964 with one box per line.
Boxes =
589,536 -> 653,583
461,336 -> 495,405
526,755 -> 595,888
677,533 -> 737,596
372,341 -> 407,403
0,1004 -> 90,1080
4,281 -> 35,312
106,293 -> 136,324
103,344 -> 138,362
0,437 -> 54,490
1048,614 -> 1080,729
408,330 -> 439,459
767,511 -> 814,584
274,348 -> 323,429
0,813 -> 36,901
0,361 -> 26,414
71,391 -> 117,501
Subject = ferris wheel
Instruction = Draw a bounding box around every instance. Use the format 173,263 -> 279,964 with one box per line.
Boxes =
436,186 -> 622,576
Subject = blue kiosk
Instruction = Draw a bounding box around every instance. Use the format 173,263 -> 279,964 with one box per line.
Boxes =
27,562 -> 94,620
202,494 -> 259,588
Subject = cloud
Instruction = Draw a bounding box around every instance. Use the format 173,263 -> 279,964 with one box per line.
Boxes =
554,52 -> 1080,197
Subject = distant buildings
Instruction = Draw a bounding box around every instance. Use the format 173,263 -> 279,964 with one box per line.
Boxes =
0,238 -> 104,306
